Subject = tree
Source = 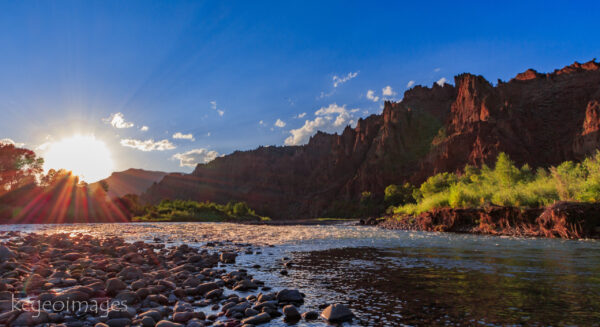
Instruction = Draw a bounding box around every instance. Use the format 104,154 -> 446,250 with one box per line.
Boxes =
40,169 -> 73,188
384,183 -> 417,206
0,143 -> 44,194
232,202 -> 250,216
494,152 -> 521,186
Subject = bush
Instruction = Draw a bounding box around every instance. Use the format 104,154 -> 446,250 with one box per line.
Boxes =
133,199 -> 262,222
384,183 -> 417,207
393,151 -> 600,215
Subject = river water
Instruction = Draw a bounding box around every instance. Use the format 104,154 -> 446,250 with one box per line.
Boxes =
1,222 -> 599,326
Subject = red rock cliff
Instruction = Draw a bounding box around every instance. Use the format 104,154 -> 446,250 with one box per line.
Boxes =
143,60 -> 600,219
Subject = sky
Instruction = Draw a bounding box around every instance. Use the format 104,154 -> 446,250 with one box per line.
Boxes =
1,0 -> 600,180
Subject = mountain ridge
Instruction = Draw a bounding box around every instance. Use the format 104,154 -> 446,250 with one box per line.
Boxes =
142,59 -> 600,219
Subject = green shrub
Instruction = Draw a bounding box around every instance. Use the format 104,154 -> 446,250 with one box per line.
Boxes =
393,151 -> 600,215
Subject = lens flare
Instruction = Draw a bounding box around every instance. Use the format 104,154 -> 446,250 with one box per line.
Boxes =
43,135 -> 113,182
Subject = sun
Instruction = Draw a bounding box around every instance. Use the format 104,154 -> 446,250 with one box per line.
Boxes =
43,135 -> 113,183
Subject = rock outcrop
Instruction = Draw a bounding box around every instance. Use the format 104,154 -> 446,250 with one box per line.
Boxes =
142,60 -> 600,219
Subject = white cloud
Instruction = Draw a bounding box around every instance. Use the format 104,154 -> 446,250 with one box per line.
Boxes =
434,67 -> 441,72
407,80 -> 415,88
284,103 -> 357,146
382,85 -> 395,96
259,120 -> 265,125
211,101 -> 225,116
173,148 -> 220,167
333,71 -> 358,87
366,90 -> 379,102
274,119 -> 286,128
207,132 -> 211,136
0,138 -> 24,147
120,138 -> 176,151
140,126 -> 149,132
436,77 -> 448,86
317,90 -> 334,99
296,112 -> 307,119
103,112 -> 134,129
173,132 -> 195,141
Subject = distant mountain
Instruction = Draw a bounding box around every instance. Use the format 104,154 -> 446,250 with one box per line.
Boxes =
142,59 -> 600,219
92,168 -> 169,198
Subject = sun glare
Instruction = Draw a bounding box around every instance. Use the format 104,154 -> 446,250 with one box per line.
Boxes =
43,135 -> 113,183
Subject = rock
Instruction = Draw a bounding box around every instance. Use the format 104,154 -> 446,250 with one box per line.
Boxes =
95,324 -> 110,327
105,278 -> 127,295
12,311 -> 49,325
173,301 -> 193,313
105,318 -> 132,327
139,310 -> 162,322
282,305 -> 300,321
107,308 -> 135,320
195,282 -> 219,295
131,279 -> 146,291
114,290 -> 140,304
219,252 -> 237,264
135,287 -> 150,300
321,304 -> 355,323
141,316 -> 156,327
302,311 -> 319,320
241,312 -> 271,325
276,289 -> 304,303
155,320 -> 184,327
172,312 -> 193,323
0,245 -> 15,261
52,290 -> 91,304
63,252 -> 82,261
24,273 -> 46,293
233,280 -> 257,291
205,288 -> 222,299
117,267 -> 144,281
244,308 -> 259,317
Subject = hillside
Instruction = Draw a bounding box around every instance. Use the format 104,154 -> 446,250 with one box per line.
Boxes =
91,168 -> 168,198
142,60 -> 600,219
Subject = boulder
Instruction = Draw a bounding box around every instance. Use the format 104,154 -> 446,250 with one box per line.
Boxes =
117,267 -> 144,281
105,318 -> 132,327
219,252 -> 237,264
105,278 -> 127,295
302,311 -> 319,320
282,305 -> 300,321
172,312 -> 193,323
0,245 -> 15,261
155,320 -> 184,327
321,304 -> 354,323
276,289 -> 303,303
241,312 -> 271,325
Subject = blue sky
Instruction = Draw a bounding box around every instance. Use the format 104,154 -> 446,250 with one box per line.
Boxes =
1,0 -> 599,176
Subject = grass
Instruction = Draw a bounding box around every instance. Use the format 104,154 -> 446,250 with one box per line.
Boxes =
392,151 -> 600,215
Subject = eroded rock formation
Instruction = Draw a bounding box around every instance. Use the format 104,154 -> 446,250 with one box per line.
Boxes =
143,60 -> 600,219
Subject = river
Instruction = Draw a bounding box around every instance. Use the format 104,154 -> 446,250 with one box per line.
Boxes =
1,222 -> 599,326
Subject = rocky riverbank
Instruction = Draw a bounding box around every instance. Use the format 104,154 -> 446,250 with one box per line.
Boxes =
378,201 -> 600,239
0,232 -> 355,326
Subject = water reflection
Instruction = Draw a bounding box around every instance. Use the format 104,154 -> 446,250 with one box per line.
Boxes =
288,247 -> 600,326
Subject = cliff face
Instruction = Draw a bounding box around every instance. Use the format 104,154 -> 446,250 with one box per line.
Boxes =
143,60 -> 600,219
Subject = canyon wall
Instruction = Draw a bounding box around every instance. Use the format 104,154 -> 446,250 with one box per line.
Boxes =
143,60 -> 600,219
